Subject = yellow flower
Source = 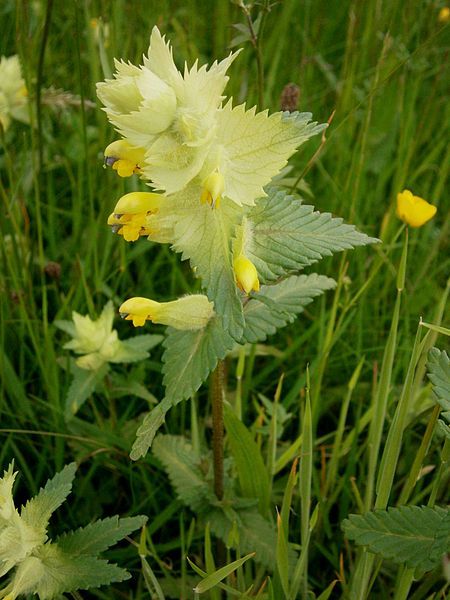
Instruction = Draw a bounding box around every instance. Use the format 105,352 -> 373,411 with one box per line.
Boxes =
107,191 -> 162,242
119,295 -> 214,330
104,140 -> 146,177
200,170 -> 224,208
396,189 -> 437,228
438,6 -> 450,22
233,255 -> 260,294
0,55 -> 28,131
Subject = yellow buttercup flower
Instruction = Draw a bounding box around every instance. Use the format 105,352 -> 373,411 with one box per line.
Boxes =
233,255 -> 260,294
438,6 -> 450,22
396,189 -> 437,228
108,191 -> 162,241
200,170 -> 224,208
120,295 -> 214,330
104,140 -> 146,177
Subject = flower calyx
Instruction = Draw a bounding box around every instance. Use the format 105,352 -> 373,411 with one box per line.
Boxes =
119,295 -> 214,330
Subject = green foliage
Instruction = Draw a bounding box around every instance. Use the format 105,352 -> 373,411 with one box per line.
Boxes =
65,363 -> 109,419
223,405 -> 270,516
171,201 -> 245,341
243,274 -> 336,343
0,463 -> 146,599
246,190 -> 379,282
152,435 -> 213,511
427,348 -> 450,438
342,506 -> 450,571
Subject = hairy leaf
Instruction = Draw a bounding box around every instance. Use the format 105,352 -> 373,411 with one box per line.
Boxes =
33,545 -> 130,599
152,435 -> 212,511
246,190 -> 379,282
342,505 -> 450,571
427,348 -> 450,413
243,274 -> 336,343
162,316 -> 236,403
21,463 -> 77,532
57,515 -> 146,555
171,200 -> 245,341
130,396 -> 174,460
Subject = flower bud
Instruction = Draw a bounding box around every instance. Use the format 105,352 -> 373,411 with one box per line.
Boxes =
396,189 -> 437,228
233,255 -> 260,294
119,295 -> 214,330
200,170 -> 224,208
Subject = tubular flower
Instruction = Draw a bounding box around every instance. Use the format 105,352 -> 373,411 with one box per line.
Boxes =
200,170 -> 224,208
396,189 -> 437,228
108,191 -> 162,241
119,295 -> 214,330
233,254 -> 260,294
104,139 -> 146,177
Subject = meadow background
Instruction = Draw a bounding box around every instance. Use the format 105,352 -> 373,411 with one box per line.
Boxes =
0,0 -> 449,598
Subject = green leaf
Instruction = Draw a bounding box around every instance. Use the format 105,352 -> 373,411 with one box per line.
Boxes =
193,552 -> 255,593
209,507 -> 297,570
130,396 -> 174,460
110,334 -> 163,364
171,201 -> 245,341
152,434 -> 213,511
246,190 -> 379,282
21,463 -> 77,532
57,515 -> 147,555
162,316 -> 236,403
243,274 -> 336,343
32,544 -> 130,599
427,348 -> 450,412
65,363 -> 108,419
342,505 -> 450,571
223,406 -> 270,516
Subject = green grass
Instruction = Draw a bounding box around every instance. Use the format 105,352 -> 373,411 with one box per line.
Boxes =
0,0 -> 449,598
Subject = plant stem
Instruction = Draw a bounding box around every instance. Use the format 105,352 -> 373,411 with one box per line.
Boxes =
212,360 -> 225,501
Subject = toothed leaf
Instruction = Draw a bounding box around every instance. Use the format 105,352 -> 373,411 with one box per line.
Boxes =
216,103 -> 326,206
152,435 -> 213,511
56,515 -> 147,555
243,274 -> 336,343
246,190 -> 379,282
342,505 -> 450,571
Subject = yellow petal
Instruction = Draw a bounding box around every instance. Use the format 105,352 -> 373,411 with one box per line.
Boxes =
113,192 -> 162,215
396,189 -> 437,228
201,171 -> 224,207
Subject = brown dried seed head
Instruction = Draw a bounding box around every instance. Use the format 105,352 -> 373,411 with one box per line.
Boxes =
280,83 -> 300,112
44,261 -> 62,280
